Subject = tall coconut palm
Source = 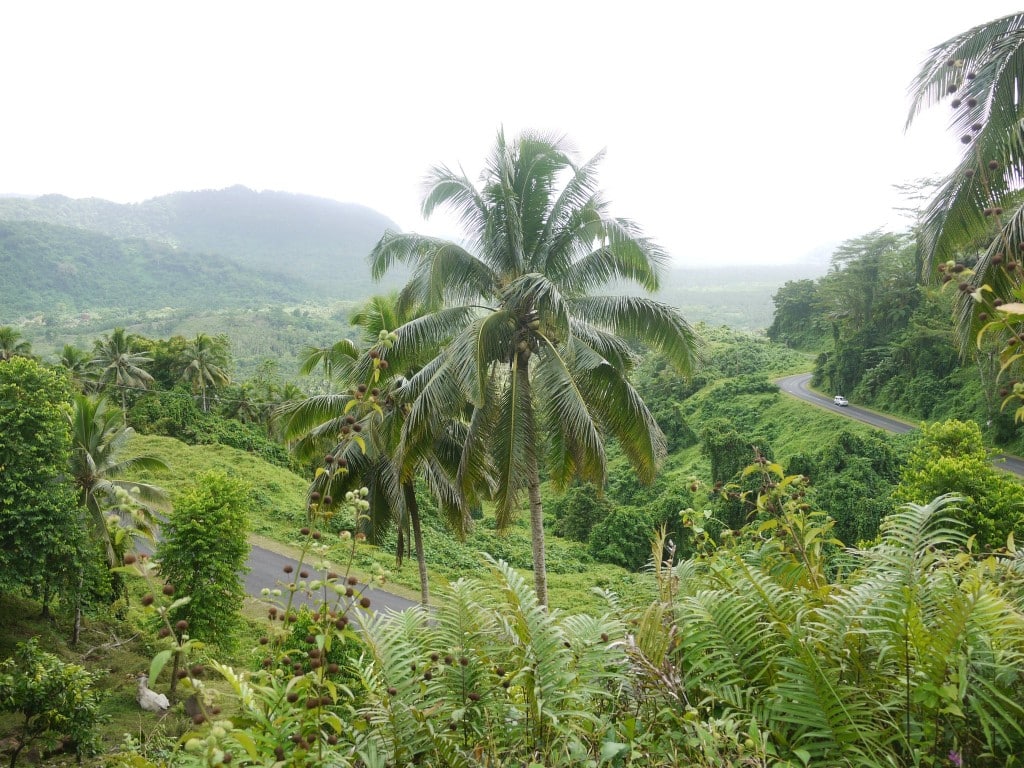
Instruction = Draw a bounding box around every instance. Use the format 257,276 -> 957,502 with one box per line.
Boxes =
0,326 -> 32,361
907,13 -> 1024,347
68,393 -> 169,568
178,333 -> 231,412
92,328 -> 154,418
370,130 -> 698,605
281,294 -> 476,606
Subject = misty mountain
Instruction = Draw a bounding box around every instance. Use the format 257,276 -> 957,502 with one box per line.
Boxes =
0,186 -> 404,298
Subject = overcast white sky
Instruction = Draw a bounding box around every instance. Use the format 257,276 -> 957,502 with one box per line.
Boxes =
3,1 -> 1022,267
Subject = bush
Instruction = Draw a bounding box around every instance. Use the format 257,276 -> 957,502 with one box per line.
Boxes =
0,638 -> 103,764
550,484 -> 615,542
156,472 -> 250,649
588,506 -> 656,571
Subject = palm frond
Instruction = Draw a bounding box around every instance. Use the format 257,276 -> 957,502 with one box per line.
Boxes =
568,295 -> 699,375
558,217 -> 668,294
421,165 -> 488,249
532,340 -> 605,491
576,360 -> 665,484
491,354 -> 537,530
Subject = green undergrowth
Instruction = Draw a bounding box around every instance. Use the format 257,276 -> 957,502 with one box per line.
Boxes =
127,435 -> 647,613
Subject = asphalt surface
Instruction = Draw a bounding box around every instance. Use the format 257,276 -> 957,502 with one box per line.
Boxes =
776,372 -> 1024,477
245,543 -> 419,615
138,539 -> 420,615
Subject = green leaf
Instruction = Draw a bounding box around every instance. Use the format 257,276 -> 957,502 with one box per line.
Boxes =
599,741 -> 629,763
149,649 -> 173,684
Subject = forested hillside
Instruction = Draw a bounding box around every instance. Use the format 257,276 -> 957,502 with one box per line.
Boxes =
0,187 -> 404,303
0,220 -> 306,317
767,229 -> 1024,449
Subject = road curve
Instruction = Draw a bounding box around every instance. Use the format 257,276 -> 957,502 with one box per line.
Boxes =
775,372 -> 1024,477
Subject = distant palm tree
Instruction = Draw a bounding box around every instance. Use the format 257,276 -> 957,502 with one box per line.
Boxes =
370,131 -> 698,605
299,338 -> 359,392
0,326 -> 31,361
92,328 -> 154,418
178,333 -> 231,412
59,344 -> 97,391
68,393 -> 169,568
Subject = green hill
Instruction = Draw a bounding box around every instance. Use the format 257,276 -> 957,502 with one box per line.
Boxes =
0,186 -> 404,299
0,219 -> 306,320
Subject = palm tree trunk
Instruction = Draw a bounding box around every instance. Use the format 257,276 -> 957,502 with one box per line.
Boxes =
527,457 -> 547,607
402,481 -> 429,607
516,349 -> 548,607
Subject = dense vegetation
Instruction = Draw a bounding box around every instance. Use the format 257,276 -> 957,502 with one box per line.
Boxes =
0,219 -> 306,317
9,14 -> 1024,764
0,187 -> 402,301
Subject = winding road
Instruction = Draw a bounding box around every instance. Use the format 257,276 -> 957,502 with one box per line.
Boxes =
776,373 -> 1024,477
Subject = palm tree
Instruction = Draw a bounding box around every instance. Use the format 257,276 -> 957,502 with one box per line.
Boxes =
178,333 -> 231,412
0,326 -> 31,361
68,393 -> 169,568
907,13 -> 1024,347
59,344 -> 97,391
92,328 -> 154,418
299,338 -> 359,393
370,131 -> 698,605
281,293 -> 475,606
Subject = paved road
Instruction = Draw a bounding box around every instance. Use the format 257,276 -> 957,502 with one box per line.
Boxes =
776,373 -> 1024,477
138,539 -> 419,615
245,543 -> 418,615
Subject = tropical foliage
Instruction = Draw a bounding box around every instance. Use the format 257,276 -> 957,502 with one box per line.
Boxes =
156,471 -> 250,648
0,358 -> 82,608
92,328 -> 155,416
68,393 -> 168,569
370,130 -> 698,604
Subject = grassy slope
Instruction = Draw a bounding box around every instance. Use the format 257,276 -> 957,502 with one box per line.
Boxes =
129,435 -> 636,614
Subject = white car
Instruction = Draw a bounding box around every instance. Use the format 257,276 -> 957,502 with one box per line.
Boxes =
833,395 -> 849,406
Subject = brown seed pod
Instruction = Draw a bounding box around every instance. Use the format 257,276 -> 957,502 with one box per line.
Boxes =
141,594 -> 155,606
359,596 -> 372,609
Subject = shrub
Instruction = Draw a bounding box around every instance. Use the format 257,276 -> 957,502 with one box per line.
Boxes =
550,484 -> 615,542
588,506 -> 656,571
0,638 -> 103,764
156,471 -> 250,649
